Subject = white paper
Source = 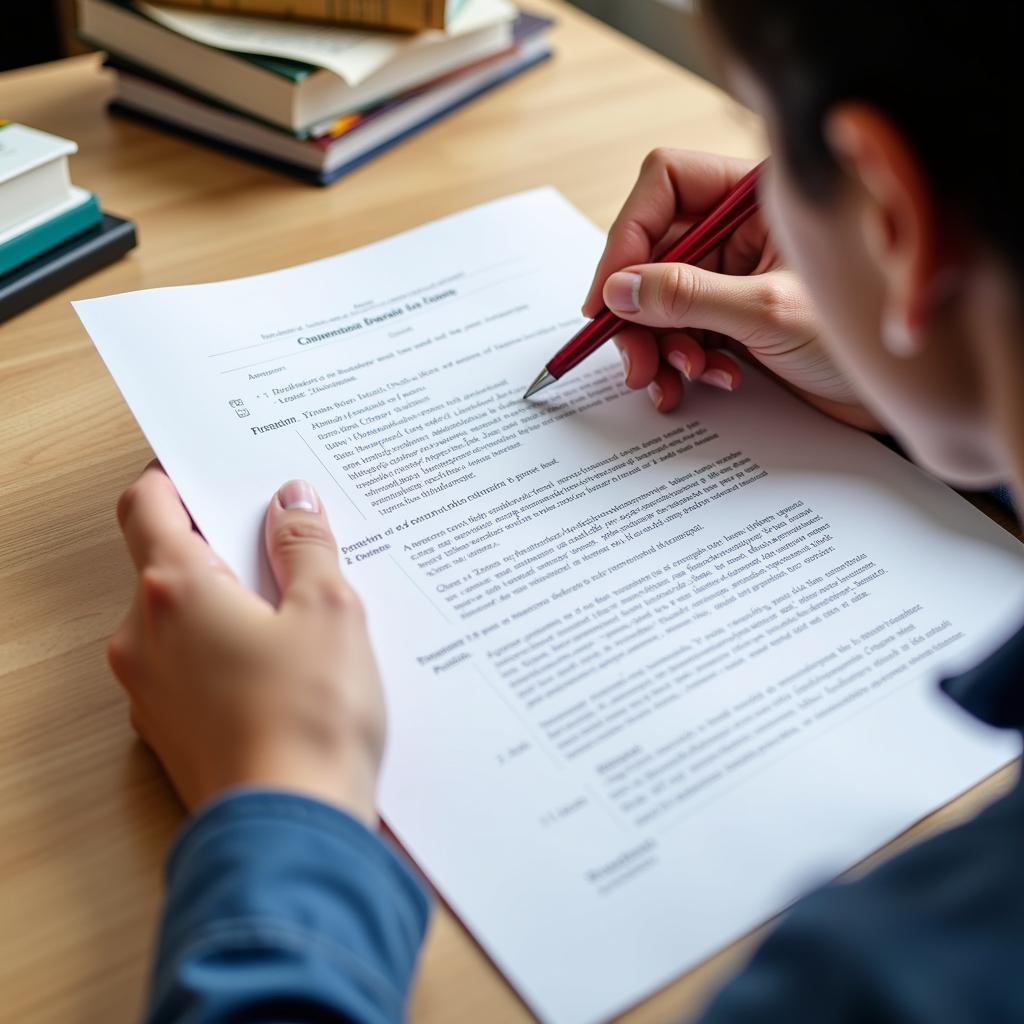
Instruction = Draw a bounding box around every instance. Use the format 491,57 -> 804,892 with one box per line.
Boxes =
139,0 -> 517,86
75,189 -> 1024,1024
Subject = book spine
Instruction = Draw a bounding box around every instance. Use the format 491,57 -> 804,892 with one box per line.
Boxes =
151,0 -> 448,31
0,215 -> 137,324
0,193 -> 103,277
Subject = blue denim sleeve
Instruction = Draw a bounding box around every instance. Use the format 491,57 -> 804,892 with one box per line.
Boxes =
145,791 -> 431,1024
696,780 -> 1024,1024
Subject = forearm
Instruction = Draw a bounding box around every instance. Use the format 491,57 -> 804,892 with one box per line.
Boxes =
146,791 -> 430,1024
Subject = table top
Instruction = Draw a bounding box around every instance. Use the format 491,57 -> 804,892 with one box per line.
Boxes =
0,4 -> 1017,1021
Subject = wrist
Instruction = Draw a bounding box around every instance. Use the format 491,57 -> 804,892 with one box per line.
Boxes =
189,745 -> 380,827
788,383 -> 884,432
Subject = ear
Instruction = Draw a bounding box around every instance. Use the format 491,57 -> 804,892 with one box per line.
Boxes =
824,104 -> 960,357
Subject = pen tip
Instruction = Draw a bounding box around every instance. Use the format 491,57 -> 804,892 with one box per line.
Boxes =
523,368 -> 555,400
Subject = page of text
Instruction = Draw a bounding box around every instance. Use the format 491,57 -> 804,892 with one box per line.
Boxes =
76,190 -> 1024,1024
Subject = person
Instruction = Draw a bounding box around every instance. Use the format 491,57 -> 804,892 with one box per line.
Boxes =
111,2 -> 1024,1021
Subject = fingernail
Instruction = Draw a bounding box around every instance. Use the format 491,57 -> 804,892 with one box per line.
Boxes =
277,479 -> 320,513
648,381 -> 664,410
666,350 -> 693,380
605,272 -> 642,314
620,346 -> 632,382
700,369 -> 734,392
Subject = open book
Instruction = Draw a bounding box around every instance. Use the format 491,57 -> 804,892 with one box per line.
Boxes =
74,190 -> 1024,1024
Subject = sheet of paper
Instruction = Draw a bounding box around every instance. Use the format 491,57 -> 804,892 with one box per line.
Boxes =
140,0 -> 517,86
75,189 -> 1024,1024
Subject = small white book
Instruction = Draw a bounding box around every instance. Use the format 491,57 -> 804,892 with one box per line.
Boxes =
0,123 -> 76,236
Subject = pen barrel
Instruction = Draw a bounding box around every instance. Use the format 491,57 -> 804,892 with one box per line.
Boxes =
660,187 -> 760,268
546,161 -> 764,382
548,310 -> 624,378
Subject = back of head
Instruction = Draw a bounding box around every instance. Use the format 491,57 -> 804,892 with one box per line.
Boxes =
703,1 -> 1023,272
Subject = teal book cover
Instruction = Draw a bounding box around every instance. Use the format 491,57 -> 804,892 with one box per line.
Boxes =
0,193 -> 103,277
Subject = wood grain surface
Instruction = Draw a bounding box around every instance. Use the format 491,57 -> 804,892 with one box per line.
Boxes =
0,5 -> 1016,1020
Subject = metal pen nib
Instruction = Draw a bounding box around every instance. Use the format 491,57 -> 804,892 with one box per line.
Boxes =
523,368 -> 556,400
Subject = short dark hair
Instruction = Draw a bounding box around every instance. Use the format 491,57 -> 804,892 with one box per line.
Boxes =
703,1 -> 1022,269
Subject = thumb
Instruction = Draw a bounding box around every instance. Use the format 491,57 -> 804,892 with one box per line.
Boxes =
603,263 -> 776,342
265,480 -> 348,609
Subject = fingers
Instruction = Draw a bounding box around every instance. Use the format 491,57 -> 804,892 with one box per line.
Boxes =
614,326 -> 660,389
613,324 -> 742,411
640,348 -> 741,413
658,332 -> 706,382
107,604 -> 142,688
699,349 -> 742,393
603,261 -> 783,341
583,150 -> 759,317
117,462 -> 214,573
647,362 -> 684,414
265,480 -> 361,619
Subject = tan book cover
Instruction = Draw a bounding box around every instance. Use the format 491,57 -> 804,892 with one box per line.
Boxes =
150,0 -> 450,32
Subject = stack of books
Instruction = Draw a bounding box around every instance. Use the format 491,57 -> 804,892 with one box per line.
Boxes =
78,0 -> 554,185
0,122 -> 136,322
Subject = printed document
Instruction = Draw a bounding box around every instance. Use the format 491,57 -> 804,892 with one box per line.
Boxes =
75,190 -> 1024,1024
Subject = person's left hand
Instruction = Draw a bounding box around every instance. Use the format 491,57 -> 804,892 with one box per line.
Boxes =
108,462 -> 384,825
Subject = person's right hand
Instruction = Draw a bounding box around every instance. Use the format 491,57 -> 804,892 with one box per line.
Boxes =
584,149 -> 880,430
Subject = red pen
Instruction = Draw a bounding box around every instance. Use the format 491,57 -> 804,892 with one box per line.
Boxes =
523,160 -> 766,399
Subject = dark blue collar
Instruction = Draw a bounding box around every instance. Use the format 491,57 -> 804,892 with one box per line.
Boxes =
941,620 -> 1024,729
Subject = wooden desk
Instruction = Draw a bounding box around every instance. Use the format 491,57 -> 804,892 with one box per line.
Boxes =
0,4 -> 1017,1021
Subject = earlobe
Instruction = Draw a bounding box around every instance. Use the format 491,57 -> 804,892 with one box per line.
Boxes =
881,309 -> 924,358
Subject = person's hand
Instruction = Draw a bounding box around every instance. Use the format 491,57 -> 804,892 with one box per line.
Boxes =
108,463 -> 384,825
584,149 -> 880,430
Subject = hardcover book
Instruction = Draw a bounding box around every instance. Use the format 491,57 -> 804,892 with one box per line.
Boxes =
149,0 -> 469,32
0,214 -> 137,323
